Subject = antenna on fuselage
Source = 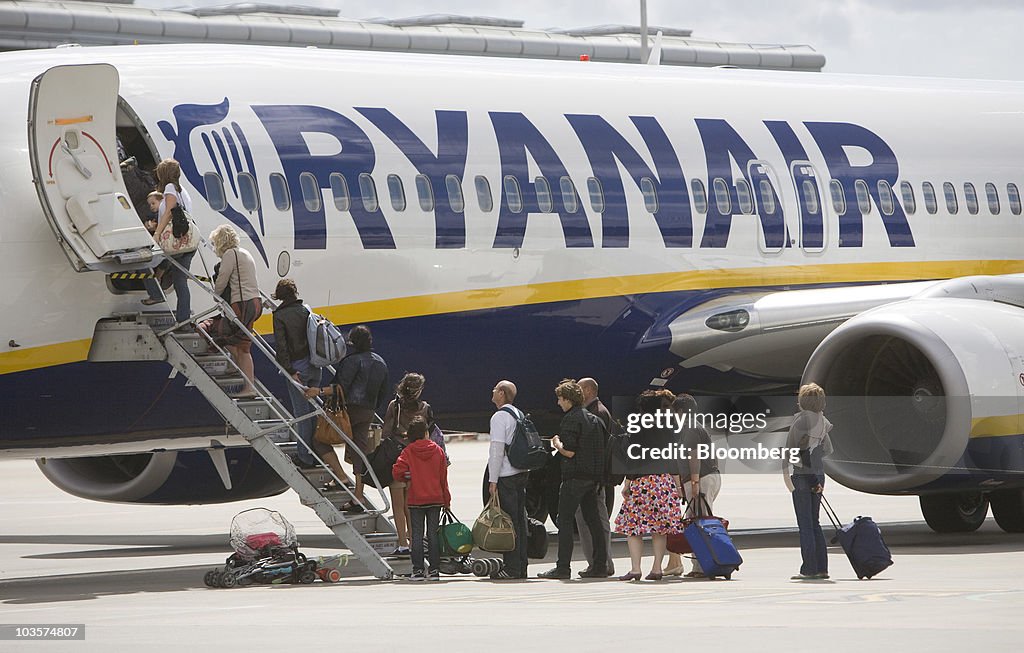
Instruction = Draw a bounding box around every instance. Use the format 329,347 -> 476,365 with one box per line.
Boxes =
647,30 -> 664,65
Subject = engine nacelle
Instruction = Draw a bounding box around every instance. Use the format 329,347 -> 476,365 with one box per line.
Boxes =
36,448 -> 289,504
803,297 -> 1024,494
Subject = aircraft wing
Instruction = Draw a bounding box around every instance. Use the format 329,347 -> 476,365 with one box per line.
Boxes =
667,279 -> 944,378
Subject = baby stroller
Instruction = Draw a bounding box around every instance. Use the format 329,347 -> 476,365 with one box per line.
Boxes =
204,508 -> 318,588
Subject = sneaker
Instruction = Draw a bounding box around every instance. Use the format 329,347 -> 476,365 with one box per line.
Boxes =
536,567 -> 571,580
490,569 -> 519,580
790,573 -> 817,580
391,547 -> 411,558
427,569 -> 440,582
404,569 -> 426,582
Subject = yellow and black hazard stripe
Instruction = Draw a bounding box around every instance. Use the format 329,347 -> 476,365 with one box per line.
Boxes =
109,271 -> 154,280
109,272 -> 215,282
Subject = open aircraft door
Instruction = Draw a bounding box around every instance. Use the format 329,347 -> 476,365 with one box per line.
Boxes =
28,64 -> 156,273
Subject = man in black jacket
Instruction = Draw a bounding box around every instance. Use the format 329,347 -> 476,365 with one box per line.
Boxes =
272,279 -> 321,467
537,379 -> 609,579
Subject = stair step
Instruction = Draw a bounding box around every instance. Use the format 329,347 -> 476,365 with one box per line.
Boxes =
253,420 -> 291,441
136,311 -> 177,328
171,333 -> 212,355
215,376 -> 246,392
194,354 -> 232,376
235,399 -> 274,421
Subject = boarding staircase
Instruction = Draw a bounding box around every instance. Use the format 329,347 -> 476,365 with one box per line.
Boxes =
89,253 -> 397,580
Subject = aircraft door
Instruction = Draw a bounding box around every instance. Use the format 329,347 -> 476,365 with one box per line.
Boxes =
791,161 -> 827,253
28,64 -> 156,273
747,161 -> 787,255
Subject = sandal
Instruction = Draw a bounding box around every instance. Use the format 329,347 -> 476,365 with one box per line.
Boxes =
141,298 -> 165,306
684,571 -> 706,578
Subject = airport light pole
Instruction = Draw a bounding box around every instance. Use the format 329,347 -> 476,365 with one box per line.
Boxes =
640,0 -> 649,63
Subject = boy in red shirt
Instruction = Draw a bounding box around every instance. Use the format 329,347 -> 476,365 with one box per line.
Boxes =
392,416 -> 451,581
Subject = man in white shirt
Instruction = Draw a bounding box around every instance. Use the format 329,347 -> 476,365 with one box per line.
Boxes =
487,379 -> 529,579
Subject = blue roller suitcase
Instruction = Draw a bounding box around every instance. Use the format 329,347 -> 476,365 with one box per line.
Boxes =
683,495 -> 742,580
822,496 -> 893,579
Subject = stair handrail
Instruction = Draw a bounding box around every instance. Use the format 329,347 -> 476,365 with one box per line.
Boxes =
154,249 -> 393,514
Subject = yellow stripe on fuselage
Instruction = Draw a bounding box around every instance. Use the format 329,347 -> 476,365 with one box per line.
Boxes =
3,258 -> 1024,375
970,415 -> 1024,438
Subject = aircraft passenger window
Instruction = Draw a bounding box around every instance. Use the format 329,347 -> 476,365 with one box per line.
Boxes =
203,172 -> 227,211
829,180 -> 845,215
942,182 -> 958,214
691,179 -> 708,214
475,176 -> 493,212
985,182 -> 1000,214
446,174 -> 465,213
735,178 -> 753,215
358,173 -> 379,212
238,172 -> 259,212
854,180 -> 871,214
587,177 -> 605,213
299,172 -> 321,213
801,179 -> 820,215
640,177 -> 659,214
877,180 -> 894,216
712,178 -> 732,215
759,180 -> 776,215
270,173 -> 290,211
899,181 -> 916,215
330,173 -> 351,211
559,176 -> 578,213
535,176 -> 553,213
387,174 -> 406,212
922,182 -> 938,215
415,174 -> 434,211
1008,183 -> 1022,215
963,183 -> 979,215
504,175 -> 523,213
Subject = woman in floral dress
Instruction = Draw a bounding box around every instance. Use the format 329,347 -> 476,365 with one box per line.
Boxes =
614,390 -> 685,581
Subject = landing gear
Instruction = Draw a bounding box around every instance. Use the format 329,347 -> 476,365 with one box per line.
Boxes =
989,489 -> 1024,533
920,492 -> 989,532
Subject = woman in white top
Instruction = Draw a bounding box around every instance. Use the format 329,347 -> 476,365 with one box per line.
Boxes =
210,224 -> 263,397
142,159 -> 195,323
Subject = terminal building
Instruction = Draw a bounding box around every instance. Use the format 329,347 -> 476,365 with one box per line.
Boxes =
0,0 -> 825,71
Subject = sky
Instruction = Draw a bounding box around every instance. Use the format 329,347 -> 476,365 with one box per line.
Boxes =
141,1 -> 1024,80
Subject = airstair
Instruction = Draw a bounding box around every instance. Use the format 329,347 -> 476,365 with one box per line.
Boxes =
89,255 -> 397,580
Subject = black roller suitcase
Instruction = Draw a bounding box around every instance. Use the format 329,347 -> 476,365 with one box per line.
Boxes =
822,495 -> 893,579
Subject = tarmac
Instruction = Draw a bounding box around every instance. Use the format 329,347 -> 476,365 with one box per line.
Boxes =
1,439 -> 1023,652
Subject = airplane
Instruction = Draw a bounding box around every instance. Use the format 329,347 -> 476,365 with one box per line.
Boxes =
1,43 -> 1023,536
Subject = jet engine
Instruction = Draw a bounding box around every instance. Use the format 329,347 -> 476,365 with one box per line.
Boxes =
803,295 -> 1024,532
36,448 -> 288,504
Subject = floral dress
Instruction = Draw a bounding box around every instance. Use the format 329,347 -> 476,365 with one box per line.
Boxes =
614,474 -> 683,536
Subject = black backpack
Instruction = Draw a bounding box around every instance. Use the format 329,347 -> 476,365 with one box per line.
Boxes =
604,419 -> 629,486
501,406 -> 549,471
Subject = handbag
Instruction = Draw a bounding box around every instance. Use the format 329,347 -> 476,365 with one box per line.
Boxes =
157,218 -> 198,254
437,507 -> 474,556
472,493 -> 516,553
361,436 -> 405,489
314,384 -> 353,446
668,493 -> 729,555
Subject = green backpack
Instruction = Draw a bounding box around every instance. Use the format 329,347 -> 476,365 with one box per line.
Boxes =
438,508 -> 474,555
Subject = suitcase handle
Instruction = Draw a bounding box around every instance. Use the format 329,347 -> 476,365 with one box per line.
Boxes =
820,494 -> 844,539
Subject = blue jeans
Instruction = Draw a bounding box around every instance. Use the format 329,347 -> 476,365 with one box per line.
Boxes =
286,364 -> 322,465
791,474 -> 828,575
145,250 -> 196,324
410,506 -> 441,574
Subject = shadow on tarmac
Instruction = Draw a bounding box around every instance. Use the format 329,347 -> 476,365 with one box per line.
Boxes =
2,521 -> 1022,605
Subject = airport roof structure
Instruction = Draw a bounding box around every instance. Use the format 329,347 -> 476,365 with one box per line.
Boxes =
0,0 -> 826,71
